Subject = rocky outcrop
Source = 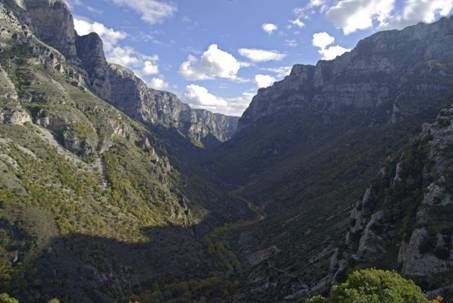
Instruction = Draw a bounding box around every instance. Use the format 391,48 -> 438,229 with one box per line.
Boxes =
239,16 -> 453,130
75,32 -> 111,99
100,63 -> 238,146
6,0 -> 79,60
5,0 -> 238,146
328,103 -> 453,292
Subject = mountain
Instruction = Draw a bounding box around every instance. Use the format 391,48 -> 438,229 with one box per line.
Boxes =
0,0 -> 250,301
203,15 -> 453,301
7,0 -> 238,148
327,103 -> 453,298
75,33 -> 238,147
1,0 -> 453,302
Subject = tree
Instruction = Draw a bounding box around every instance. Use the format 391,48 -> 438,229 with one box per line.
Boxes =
0,293 -> 18,303
309,269 -> 429,303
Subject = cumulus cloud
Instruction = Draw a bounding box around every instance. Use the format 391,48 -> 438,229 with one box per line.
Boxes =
262,23 -> 278,34
238,48 -> 286,63
312,32 -> 350,60
183,84 -> 228,109
312,32 -> 335,49
319,45 -> 351,60
182,85 -> 254,116
326,0 -> 453,34
255,74 -> 276,88
262,66 -> 292,79
110,0 -> 176,24
148,77 -> 169,90
143,57 -> 160,75
179,44 -> 242,81
327,0 -> 395,34
225,91 -> 255,116
389,0 -> 453,29
310,0 -> 324,6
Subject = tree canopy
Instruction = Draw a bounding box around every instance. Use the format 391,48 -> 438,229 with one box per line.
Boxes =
310,269 -> 429,303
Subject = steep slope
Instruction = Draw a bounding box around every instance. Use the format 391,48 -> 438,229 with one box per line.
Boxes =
75,28 -> 237,147
204,16 -> 453,302
0,2 -> 250,302
6,0 -> 238,148
328,102 -> 453,298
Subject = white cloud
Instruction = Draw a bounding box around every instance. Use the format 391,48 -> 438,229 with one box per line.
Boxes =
238,48 -> 286,63
312,32 -> 335,49
74,18 -> 126,50
389,0 -> 453,29
312,32 -> 351,60
320,45 -> 351,60
110,0 -> 176,24
179,44 -> 242,81
255,74 -> 276,88
262,23 -> 278,34
327,0 -> 396,34
107,47 -> 160,75
184,84 -> 228,109
289,18 -> 305,28
148,77 -> 169,90
225,91 -> 255,116
310,0 -> 324,6
325,0 -> 453,34
262,66 -> 292,78
143,57 -> 159,75
182,85 -> 254,116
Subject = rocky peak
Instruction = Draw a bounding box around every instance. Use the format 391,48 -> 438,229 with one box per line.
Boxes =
76,32 -> 112,100
3,0 -> 239,145
10,0 -> 79,60
239,16 -> 453,131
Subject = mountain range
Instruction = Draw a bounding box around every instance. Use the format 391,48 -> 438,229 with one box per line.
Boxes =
0,0 -> 452,302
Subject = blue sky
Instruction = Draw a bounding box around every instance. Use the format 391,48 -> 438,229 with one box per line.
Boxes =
69,0 -> 453,116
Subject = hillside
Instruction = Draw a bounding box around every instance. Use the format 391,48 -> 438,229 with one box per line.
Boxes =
203,15 -> 453,302
1,0 -> 453,302
0,1 -> 250,301
329,103 -> 453,297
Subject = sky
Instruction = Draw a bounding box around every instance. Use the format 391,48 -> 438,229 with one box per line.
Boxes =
68,0 -> 453,116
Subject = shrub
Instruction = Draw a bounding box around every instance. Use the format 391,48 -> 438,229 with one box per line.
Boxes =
309,269 -> 429,303
0,293 -> 18,303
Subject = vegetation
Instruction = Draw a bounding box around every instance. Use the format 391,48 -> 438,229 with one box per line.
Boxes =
309,269 -> 429,303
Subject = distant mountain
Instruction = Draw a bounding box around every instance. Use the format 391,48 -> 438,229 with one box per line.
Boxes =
7,0 -> 238,147
204,15 -> 453,301
1,0 -> 453,302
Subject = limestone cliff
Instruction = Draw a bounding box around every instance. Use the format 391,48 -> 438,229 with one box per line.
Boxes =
327,103 -> 453,295
240,16 -> 453,130
5,0 -> 238,146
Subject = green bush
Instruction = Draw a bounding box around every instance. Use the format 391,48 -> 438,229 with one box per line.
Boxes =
309,269 -> 429,303
0,293 -> 19,303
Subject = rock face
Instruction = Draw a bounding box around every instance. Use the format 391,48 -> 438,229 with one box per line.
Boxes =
204,16 -> 453,302
240,16 -> 453,130
0,2 -> 250,302
5,0 -> 238,146
11,0 -> 79,60
105,63 -> 238,145
329,103 -> 453,292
